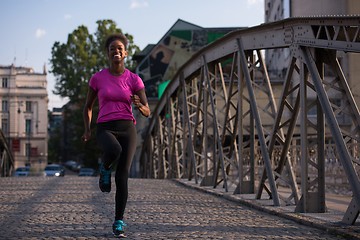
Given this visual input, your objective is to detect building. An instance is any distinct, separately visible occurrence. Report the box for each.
[48,107,62,137]
[135,19,242,103]
[0,64,48,171]
[265,0,360,75]
[264,0,360,129]
[265,0,360,81]
[132,19,244,177]
[47,107,63,164]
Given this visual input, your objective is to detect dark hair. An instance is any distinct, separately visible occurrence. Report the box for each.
[104,33,128,52]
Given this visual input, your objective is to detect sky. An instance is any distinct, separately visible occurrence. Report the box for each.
[0,0,264,110]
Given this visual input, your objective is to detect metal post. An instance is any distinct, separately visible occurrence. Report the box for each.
[316,51,326,212]
[299,62,309,212]
[301,46,360,211]
[181,72,198,184]
[203,56,228,192]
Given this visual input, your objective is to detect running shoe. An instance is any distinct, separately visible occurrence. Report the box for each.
[99,162,111,193]
[113,220,127,238]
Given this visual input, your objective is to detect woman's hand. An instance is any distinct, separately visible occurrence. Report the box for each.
[82,87,97,143]
[130,91,151,117]
[130,94,142,108]
[82,130,91,142]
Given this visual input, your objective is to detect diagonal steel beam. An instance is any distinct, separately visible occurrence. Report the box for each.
[238,38,280,206]
[202,56,228,192]
[180,72,198,183]
[256,57,300,203]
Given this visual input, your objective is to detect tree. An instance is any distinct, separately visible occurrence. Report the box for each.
[49,19,141,167]
[50,19,140,104]
[47,110,62,163]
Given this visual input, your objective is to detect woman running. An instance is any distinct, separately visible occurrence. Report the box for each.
[82,33,150,238]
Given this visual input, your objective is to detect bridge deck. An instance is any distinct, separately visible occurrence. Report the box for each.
[179,179,360,238]
[0,176,357,239]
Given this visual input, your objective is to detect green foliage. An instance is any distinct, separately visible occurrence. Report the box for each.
[62,103,101,168]
[50,19,140,104]
[49,19,141,167]
[48,125,62,162]
[50,25,95,104]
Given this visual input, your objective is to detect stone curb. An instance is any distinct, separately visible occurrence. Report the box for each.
[173,179,360,240]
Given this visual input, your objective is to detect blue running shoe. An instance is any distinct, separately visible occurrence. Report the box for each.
[99,162,111,193]
[113,220,127,238]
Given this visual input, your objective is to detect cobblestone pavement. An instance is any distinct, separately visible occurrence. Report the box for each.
[0,177,345,239]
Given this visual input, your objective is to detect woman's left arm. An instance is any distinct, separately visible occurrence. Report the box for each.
[130,88,151,117]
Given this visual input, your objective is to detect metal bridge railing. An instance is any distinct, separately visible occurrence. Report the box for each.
[139,16,360,225]
[0,129,14,177]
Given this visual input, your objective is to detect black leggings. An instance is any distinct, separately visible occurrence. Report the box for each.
[96,120,137,221]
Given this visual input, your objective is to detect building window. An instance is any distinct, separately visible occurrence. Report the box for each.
[26,119,32,134]
[26,143,31,157]
[2,100,8,112]
[2,78,8,88]
[25,101,32,113]
[1,118,8,134]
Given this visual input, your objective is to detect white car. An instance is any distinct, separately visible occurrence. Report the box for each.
[43,164,65,177]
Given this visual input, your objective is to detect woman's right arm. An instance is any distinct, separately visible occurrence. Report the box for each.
[82,87,97,142]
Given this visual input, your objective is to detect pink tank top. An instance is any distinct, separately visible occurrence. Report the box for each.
[89,68,145,124]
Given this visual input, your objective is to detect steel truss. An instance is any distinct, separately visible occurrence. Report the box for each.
[0,129,14,177]
[139,17,360,224]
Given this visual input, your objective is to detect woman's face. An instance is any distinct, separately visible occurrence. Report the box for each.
[108,40,127,62]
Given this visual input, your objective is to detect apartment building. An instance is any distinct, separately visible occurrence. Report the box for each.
[0,64,48,170]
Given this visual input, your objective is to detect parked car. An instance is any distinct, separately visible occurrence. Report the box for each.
[64,160,77,170]
[14,166,30,177]
[43,164,65,177]
[64,160,82,172]
[78,168,97,177]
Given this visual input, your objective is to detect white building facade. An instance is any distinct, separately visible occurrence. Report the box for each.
[0,64,48,170]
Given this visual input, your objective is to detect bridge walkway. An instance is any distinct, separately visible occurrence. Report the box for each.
[0,176,357,239]
[179,179,360,239]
